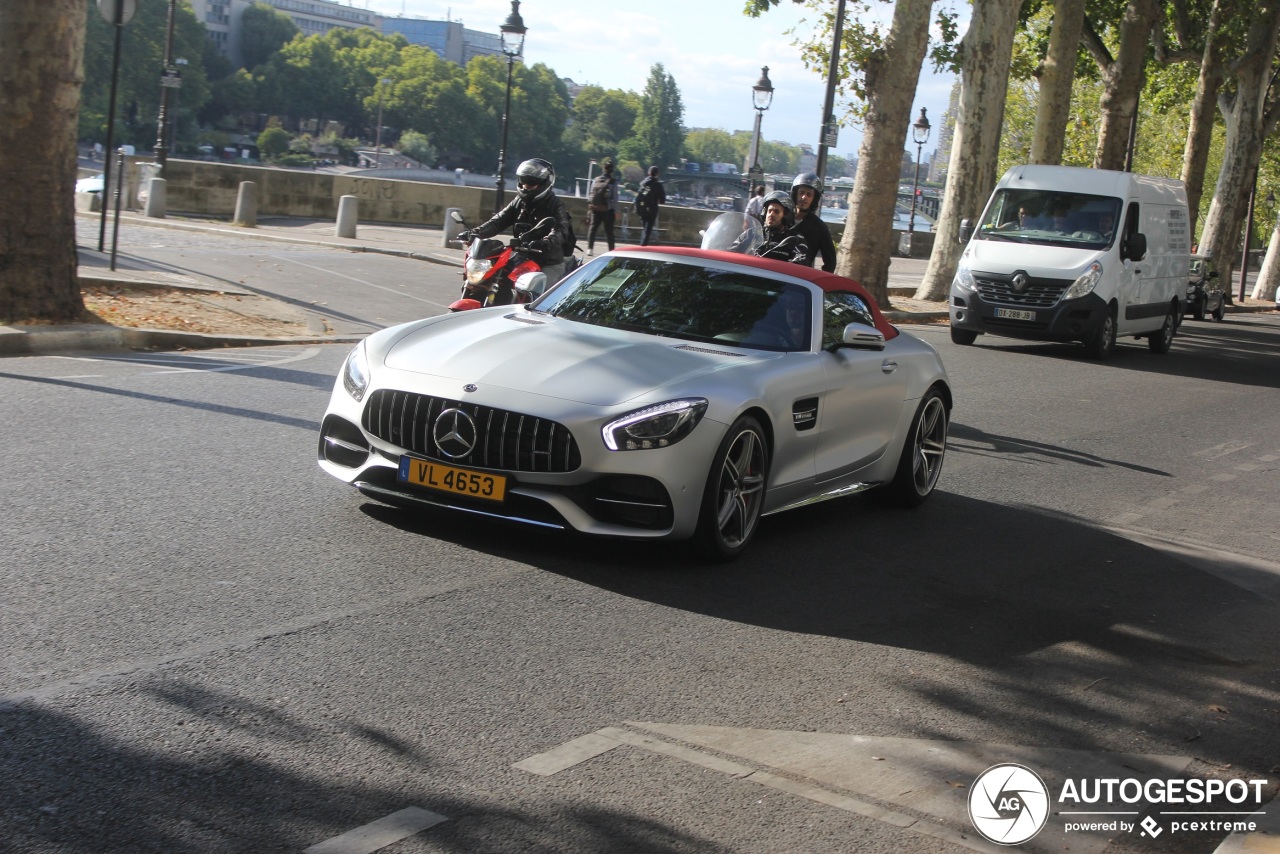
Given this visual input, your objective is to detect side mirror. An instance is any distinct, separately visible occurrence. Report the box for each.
[450,210,466,224]
[1125,232,1148,262]
[837,321,886,351]
[959,218,974,244]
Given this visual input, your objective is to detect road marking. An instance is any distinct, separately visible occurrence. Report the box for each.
[303,806,447,854]
[1211,473,1238,482]
[512,731,621,775]
[1195,440,1256,460]
[270,255,452,310]
[1234,463,1260,472]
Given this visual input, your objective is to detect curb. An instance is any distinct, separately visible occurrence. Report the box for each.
[0,323,363,357]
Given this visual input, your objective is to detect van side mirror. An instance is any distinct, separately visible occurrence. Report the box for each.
[1124,232,1147,262]
[959,218,974,244]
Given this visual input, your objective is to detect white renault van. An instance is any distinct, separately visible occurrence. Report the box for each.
[949,165,1191,358]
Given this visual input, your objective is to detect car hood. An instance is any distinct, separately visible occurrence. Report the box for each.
[382,310,773,406]
[966,240,1100,277]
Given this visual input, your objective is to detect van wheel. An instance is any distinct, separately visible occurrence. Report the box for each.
[1148,308,1175,354]
[1084,308,1116,359]
[950,327,978,346]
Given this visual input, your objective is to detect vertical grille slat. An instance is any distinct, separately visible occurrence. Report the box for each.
[363,389,581,473]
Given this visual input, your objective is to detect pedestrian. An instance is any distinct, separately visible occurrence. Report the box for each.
[744,185,766,220]
[635,165,667,246]
[586,157,618,255]
[789,173,837,272]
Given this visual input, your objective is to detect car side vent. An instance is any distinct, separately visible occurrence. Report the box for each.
[673,345,747,357]
[792,397,819,431]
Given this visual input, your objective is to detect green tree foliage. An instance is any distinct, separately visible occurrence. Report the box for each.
[257,124,290,159]
[626,64,685,171]
[239,3,299,72]
[397,130,437,165]
[565,86,641,160]
[80,0,210,147]
[684,128,744,167]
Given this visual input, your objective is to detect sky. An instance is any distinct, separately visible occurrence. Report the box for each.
[355,0,960,164]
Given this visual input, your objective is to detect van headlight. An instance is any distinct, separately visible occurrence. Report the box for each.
[342,342,370,401]
[953,260,977,293]
[1063,262,1104,300]
[603,399,708,451]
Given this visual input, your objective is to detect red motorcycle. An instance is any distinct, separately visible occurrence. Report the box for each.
[449,211,556,312]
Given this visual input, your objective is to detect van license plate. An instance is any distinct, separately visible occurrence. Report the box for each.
[995,307,1036,321]
[398,456,506,502]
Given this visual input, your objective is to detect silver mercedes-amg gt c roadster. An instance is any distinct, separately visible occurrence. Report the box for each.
[318,245,951,560]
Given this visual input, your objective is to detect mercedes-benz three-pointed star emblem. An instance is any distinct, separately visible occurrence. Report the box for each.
[432,408,477,458]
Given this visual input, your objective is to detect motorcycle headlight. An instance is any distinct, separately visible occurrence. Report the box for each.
[342,342,370,401]
[954,260,976,293]
[1063,262,1104,300]
[603,399,708,451]
[465,257,493,285]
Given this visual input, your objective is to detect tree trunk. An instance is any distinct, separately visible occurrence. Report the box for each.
[833,0,933,308]
[1030,0,1086,165]
[1092,0,1161,170]
[1180,0,1227,236]
[915,0,1021,302]
[1197,3,1280,285]
[1250,219,1280,302]
[0,0,88,324]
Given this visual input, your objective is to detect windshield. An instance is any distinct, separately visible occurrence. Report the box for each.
[531,256,811,352]
[973,189,1122,251]
[701,212,765,254]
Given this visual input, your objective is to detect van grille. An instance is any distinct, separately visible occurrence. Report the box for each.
[975,273,1073,308]
[362,389,581,473]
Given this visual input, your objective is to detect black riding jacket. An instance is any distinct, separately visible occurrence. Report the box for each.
[472,191,572,267]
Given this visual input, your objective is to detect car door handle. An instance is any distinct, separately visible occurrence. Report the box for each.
[881,359,898,373]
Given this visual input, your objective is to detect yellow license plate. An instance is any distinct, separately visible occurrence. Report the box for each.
[398,456,507,502]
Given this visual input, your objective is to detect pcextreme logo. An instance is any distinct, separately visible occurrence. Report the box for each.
[967,763,1270,845]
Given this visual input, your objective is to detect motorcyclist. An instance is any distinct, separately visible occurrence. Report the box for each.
[754,191,809,265]
[458,158,573,303]
[789,172,837,272]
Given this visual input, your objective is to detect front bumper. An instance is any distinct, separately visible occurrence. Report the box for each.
[949,287,1108,343]
[317,376,724,541]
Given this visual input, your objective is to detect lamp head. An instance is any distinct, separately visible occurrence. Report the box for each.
[912,107,931,145]
[752,66,774,111]
[500,0,527,57]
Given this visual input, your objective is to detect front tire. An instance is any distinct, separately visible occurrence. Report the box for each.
[950,326,978,346]
[887,389,948,507]
[1148,307,1175,353]
[1084,307,1116,359]
[1212,303,1225,321]
[695,416,769,561]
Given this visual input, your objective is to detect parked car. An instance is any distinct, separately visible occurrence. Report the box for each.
[1185,254,1226,321]
[318,246,953,560]
[75,174,104,195]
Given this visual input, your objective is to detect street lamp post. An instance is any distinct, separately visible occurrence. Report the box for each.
[493,0,527,213]
[170,57,187,154]
[373,77,391,168]
[905,107,931,256]
[746,66,774,206]
[152,0,178,174]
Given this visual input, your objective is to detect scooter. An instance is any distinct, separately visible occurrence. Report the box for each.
[448,211,554,312]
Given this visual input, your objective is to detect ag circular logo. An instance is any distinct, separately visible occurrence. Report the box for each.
[968,763,1050,845]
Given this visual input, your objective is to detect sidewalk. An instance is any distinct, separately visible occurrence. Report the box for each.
[2,211,1273,356]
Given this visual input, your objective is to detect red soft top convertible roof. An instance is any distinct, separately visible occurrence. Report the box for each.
[612,245,899,340]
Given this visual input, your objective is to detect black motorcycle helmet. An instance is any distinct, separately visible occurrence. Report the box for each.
[516,158,556,202]
[761,190,796,228]
[790,172,823,208]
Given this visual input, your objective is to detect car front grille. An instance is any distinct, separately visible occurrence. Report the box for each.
[975,273,1073,308]
[362,389,581,473]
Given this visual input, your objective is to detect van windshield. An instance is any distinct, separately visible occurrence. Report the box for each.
[974,190,1122,251]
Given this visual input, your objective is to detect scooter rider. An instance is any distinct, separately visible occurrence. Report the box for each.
[458,158,573,302]
[790,172,837,272]
[754,191,809,265]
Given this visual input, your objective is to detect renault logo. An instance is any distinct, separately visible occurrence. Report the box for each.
[432,408,477,458]
[1011,271,1030,293]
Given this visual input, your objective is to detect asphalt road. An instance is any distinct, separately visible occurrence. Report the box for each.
[4,231,1279,854]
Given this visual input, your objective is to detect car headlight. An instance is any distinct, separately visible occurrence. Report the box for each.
[465,257,493,285]
[602,399,708,451]
[1063,262,1104,300]
[954,260,976,293]
[342,342,370,401]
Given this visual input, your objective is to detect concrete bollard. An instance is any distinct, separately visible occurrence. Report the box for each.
[144,177,167,218]
[232,181,258,227]
[336,195,358,238]
[442,207,466,247]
